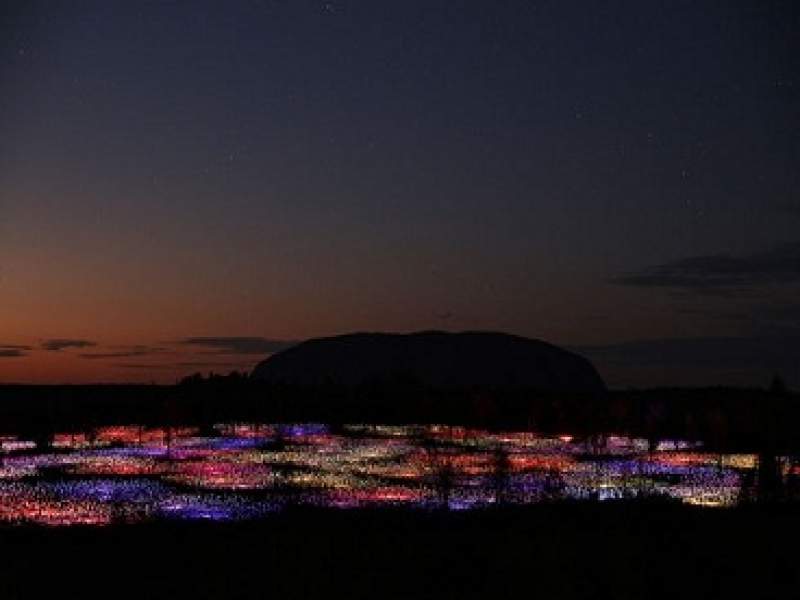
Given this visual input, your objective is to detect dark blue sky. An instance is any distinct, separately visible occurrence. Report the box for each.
[1,1,798,386]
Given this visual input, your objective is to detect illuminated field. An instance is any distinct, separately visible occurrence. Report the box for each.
[0,424,792,525]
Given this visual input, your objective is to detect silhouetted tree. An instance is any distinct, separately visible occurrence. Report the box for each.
[757,453,784,503]
[769,374,788,396]
[543,467,564,501]
[491,444,512,506]
[420,432,455,509]
[433,457,455,509]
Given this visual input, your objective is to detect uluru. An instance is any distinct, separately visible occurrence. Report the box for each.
[251,331,605,394]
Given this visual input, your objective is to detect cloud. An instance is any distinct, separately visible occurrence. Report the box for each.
[0,348,28,358]
[79,346,169,360]
[612,242,800,293]
[114,363,177,370]
[673,302,800,335]
[41,339,97,351]
[175,337,296,355]
[674,307,751,321]
[754,304,800,330]
[775,200,800,215]
[115,361,252,370]
[571,336,800,371]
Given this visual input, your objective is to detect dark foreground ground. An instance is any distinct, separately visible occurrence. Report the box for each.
[1,502,797,599]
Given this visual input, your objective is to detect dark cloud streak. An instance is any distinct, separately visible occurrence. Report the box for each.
[79,346,168,360]
[613,242,800,293]
[175,337,296,355]
[572,336,800,371]
[114,363,177,370]
[41,339,97,351]
[115,361,252,370]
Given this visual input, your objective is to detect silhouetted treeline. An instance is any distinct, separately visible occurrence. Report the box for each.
[0,377,799,452]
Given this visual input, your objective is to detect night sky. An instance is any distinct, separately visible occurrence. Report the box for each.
[2,1,798,387]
